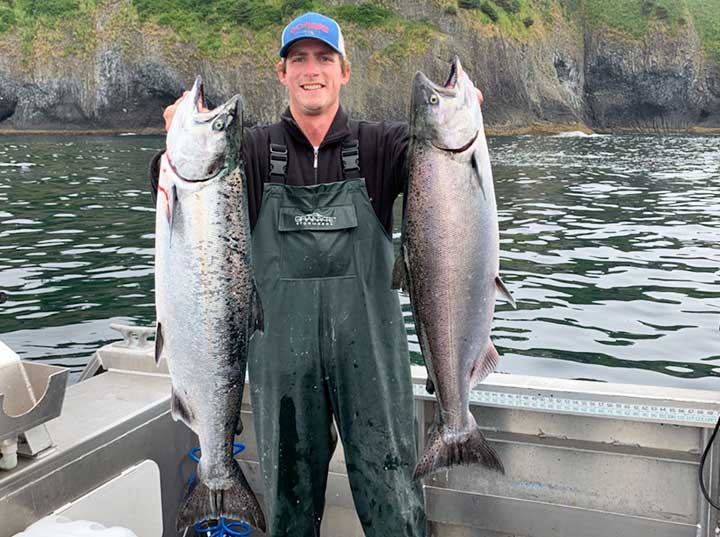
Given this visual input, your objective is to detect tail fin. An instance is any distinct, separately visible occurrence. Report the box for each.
[414,418,504,479]
[176,463,266,532]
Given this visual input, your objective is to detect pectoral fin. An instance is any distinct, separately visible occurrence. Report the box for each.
[169,185,178,239]
[157,181,177,227]
[495,276,516,309]
[471,151,487,201]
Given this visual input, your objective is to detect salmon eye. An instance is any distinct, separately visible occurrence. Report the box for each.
[212,117,226,131]
[429,94,439,105]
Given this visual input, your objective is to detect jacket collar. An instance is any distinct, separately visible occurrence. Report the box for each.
[280,106,352,148]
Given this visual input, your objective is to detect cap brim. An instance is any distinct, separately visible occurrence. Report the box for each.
[279,36,343,57]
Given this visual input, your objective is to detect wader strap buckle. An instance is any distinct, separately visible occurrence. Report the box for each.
[341,140,361,180]
[269,143,288,179]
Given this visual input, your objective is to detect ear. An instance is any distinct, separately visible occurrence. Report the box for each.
[276,60,288,87]
[340,61,351,87]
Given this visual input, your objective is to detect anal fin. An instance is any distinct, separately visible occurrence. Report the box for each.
[154,322,164,365]
[469,342,500,388]
[392,245,408,291]
[171,389,194,427]
[425,378,435,395]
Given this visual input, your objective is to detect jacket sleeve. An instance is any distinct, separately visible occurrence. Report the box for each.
[358,120,410,234]
[242,125,269,230]
[148,150,163,205]
[383,121,410,197]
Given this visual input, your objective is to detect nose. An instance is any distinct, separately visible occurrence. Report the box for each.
[301,57,320,77]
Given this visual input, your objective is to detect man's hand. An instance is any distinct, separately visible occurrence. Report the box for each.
[162,85,483,132]
[162,90,210,132]
[457,62,484,108]
[163,92,188,132]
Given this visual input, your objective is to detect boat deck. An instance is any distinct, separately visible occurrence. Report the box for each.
[2,330,720,537]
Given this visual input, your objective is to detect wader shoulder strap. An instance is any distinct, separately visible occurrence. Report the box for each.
[341,139,361,180]
[268,123,287,181]
[268,123,362,181]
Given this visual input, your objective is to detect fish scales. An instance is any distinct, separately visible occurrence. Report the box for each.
[397,57,515,480]
[154,76,265,532]
[406,144,497,415]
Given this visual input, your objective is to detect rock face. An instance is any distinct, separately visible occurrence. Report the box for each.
[0,39,184,130]
[0,3,718,132]
[584,25,719,130]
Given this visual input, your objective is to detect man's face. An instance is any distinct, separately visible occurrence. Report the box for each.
[278,39,351,117]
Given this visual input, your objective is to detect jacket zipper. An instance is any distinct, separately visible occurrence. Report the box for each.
[313,146,319,184]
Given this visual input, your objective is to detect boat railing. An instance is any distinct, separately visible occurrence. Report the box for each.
[1,326,719,537]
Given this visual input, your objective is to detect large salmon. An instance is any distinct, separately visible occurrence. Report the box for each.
[154,76,265,531]
[394,57,515,479]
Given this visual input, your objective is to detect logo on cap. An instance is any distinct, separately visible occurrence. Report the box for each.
[291,22,329,34]
[279,12,345,57]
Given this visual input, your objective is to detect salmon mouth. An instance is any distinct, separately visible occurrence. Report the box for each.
[431,130,478,153]
[196,81,206,111]
[190,75,207,114]
[444,59,458,90]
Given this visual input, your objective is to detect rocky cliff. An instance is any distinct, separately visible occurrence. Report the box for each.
[0,0,718,133]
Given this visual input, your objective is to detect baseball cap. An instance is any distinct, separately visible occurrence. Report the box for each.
[279,12,346,58]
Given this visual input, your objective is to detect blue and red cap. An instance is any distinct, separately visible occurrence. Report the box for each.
[279,12,346,58]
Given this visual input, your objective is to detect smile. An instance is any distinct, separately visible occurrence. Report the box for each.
[301,84,324,90]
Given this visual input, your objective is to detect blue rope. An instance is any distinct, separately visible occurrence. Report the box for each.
[193,518,251,537]
[188,442,251,536]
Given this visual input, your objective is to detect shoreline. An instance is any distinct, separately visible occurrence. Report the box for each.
[1,124,719,136]
[0,128,166,136]
[486,123,720,136]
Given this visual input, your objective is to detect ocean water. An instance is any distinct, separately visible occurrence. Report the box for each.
[0,132,719,388]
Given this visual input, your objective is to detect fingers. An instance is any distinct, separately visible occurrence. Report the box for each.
[476,88,484,107]
[162,90,212,131]
[163,91,190,132]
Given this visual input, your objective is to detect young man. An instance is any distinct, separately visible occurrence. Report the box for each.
[153,12,482,536]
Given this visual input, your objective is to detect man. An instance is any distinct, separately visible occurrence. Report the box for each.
[153,12,482,536]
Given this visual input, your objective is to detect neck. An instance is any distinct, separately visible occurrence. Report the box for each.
[290,101,339,147]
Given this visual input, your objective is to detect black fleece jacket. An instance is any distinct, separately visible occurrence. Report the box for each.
[150,106,409,233]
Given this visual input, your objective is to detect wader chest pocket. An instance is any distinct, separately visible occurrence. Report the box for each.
[278,205,358,279]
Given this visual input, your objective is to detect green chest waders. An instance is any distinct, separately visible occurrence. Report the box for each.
[248,142,426,537]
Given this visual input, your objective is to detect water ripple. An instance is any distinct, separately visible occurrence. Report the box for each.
[0,133,719,388]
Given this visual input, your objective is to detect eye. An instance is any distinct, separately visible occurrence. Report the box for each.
[212,117,226,131]
[429,94,439,105]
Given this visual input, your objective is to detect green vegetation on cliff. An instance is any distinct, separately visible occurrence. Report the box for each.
[0,0,718,62]
[561,0,720,59]
[130,0,428,59]
[686,0,720,61]
[0,0,436,62]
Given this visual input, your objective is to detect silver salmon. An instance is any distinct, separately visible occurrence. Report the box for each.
[394,57,515,479]
[154,76,265,531]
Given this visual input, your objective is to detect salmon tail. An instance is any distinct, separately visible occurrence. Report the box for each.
[176,463,266,532]
[414,419,504,479]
